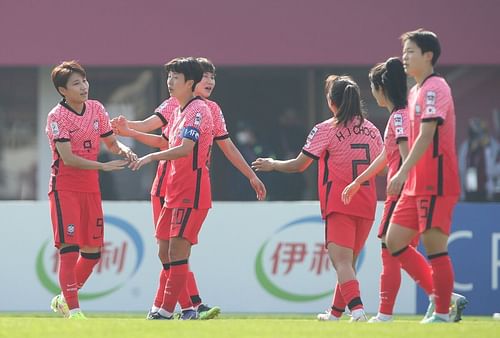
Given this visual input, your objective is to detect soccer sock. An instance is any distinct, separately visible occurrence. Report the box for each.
[392,245,433,295]
[429,253,454,315]
[154,263,170,308]
[379,244,401,316]
[330,283,346,318]
[161,260,189,313]
[340,279,363,312]
[58,246,80,310]
[75,252,101,289]
[187,271,202,307]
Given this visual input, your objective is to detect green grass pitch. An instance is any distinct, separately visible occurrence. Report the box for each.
[0,313,498,338]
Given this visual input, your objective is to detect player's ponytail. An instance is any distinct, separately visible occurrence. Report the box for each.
[369,57,407,111]
[326,75,366,127]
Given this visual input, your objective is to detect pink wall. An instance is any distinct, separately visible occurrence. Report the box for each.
[1,0,498,66]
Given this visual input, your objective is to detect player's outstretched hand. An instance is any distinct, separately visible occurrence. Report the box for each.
[129,154,153,171]
[250,176,267,201]
[342,181,360,205]
[111,115,132,136]
[251,158,274,172]
[120,147,138,162]
[101,159,129,172]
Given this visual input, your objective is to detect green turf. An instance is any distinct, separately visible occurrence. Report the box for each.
[0,314,498,338]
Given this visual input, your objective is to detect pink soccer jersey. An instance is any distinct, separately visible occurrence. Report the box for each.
[205,99,229,140]
[45,100,113,193]
[151,97,178,197]
[405,75,460,196]
[163,97,214,209]
[384,108,409,200]
[302,117,383,219]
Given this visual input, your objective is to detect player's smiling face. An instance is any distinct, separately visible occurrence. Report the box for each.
[59,73,89,104]
[195,72,215,98]
[167,71,192,99]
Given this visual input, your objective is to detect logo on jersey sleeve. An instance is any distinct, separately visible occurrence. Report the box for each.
[396,127,404,136]
[426,91,436,105]
[393,113,403,126]
[182,126,200,142]
[51,122,60,136]
[194,112,202,127]
[304,127,318,149]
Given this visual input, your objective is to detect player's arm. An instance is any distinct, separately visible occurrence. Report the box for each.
[342,148,387,204]
[216,138,267,200]
[129,138,194,171]
[112,115,167,149]
[127,115,164,133]
[252,152,313,173]
[55,141,127,171]
[101,133,138,162]
[387,120,438,196]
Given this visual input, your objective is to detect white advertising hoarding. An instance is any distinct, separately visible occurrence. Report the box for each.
[0,201,416,314]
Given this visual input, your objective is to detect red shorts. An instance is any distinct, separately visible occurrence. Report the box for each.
[49,191,104,248]
[391,194,459,235]
[151,195,165,228]
[378,198,398,238]
[156,207,209,245]
[325,212,373,254]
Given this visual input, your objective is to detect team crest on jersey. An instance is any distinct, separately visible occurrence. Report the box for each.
[67,224,75,236]
[194,112,202,126]
[305,127,318,148]
[426,91,436,105]
[426,106,436,115]
[51,122,60,136]
[93,119,99,130]
[396,126,404,136]
[393,113,403,126]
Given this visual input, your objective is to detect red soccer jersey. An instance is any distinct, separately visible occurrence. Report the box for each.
[302,117,383,219]
[46,100,113,193]
[404,75,460,196]
[384,108,409,200]
[164,97,214,209]
[151,97,178,197]
[205,99,229,140]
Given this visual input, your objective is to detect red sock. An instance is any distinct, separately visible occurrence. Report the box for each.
[393,246,433,295]
[59,247,79,310]
[187,271,202,307]
[330,283,346,317]
[161,260,189,313]
[379,246,401,315]
[429,253,454,314]
[340,279,363,311]
[154,264,170,308]
[75,252,100,289]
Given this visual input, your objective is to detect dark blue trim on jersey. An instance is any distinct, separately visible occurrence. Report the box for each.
[214,134,230,141]
[101,130,113,137]
[54,191,65,244]
[302,149,319,160]
[55,138,70,143]
[194,169,202,208]
[60,100,86,116]
[180,96,203,112]
[182,126,200,142]
[396,136,408,144]
[162,134,168,141]
[422,117,444,125]
[155,112,168,126]
[155,161,168,197]
[420,73,439,87]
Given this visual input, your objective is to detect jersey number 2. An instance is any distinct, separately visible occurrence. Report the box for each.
[351,143,371,186]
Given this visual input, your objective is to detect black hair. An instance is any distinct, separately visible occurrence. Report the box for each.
[369,57,407,110]
[164,57,203,91]
[325,75,366,127]
[401,29,441,65]
[51,60,86,97]
[197,57,216,74]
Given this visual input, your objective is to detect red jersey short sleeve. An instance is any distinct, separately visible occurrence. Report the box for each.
[165,97,214,209]
[205,99,229,140]
[302,117,383,219]
[151,97,179,197]
[405,76,460,196]
[45,100,111,193]
[384,108,409,199]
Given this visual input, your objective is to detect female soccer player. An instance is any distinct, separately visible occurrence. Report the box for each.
[342,57,413,322]
[252,75,383,322]
[46,61,136,319]
[112,57,266,320]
